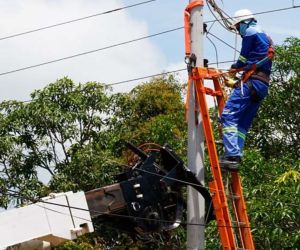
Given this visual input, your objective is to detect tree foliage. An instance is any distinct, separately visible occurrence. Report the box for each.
[0,78,123,205]
[249,37,300,158]
[206,37,300,249]
[0,75,188,249]
[1,38,300,249]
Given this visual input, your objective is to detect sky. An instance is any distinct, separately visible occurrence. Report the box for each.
[0,0,299,102]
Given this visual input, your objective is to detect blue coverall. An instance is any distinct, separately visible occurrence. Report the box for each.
[221,21,272,158]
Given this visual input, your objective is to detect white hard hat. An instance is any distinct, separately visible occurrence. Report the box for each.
[232,9,255,26]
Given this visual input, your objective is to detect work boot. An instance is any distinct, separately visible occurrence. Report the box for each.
[219,156,242,172]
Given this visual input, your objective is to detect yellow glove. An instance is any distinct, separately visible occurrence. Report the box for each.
[224,76,237,88]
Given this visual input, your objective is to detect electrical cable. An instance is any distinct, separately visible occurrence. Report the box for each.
[106,68,186,86]
[205,5,300,24]
[0,0,156,41]
[3,190,240,229]
[0,5,298,78]
[108,58,234,86]
[205,35,219,68]
[207,20,217,34]
[17,59,235,103]
[0,27,183,77]
[6,190,293,231]
[206,0,233,32]
[121,167,300,209]
[0,4,297,43]
[206,31,239,52]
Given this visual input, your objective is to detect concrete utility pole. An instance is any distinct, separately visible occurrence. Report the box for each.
[186,0,205,249]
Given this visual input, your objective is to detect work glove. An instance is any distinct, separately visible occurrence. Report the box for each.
[223,74,239,88]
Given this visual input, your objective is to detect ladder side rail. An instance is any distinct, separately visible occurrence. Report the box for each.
[208,181,234,249]
[212,77,226,116]
[212,77,226,141]
[193,71,237,249]
[231,173,255,250]
[228,183,246,250]
[213,75,255,249]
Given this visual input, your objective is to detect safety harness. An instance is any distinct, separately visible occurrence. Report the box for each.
[236,35,275,84]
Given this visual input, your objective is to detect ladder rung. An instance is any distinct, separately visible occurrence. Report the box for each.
[232,220,247,227]
[214,202,228,210]
[227,194,240,200]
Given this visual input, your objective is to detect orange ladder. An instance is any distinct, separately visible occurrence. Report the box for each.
[189,67,255,250]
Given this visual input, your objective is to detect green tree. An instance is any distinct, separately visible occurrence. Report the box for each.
[249,37,300,159]
[239,37,300,249]
[0,75,189,249]
[0,77,120,206]
[241,150,300,250]
[108,75,187,158]
[205,37,300,249]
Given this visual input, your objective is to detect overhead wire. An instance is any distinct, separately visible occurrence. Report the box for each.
[17,59,235,103]
[133,167,300,208]
[3,190,239,229]
[206,31,239,53]
[0,27,183,77]
[205,33,220,68]
[0,0,157,41]
[107,59,234,86]
[0,3,297,43]
[4,160,299,211]
[5,189,297,231]
[204,21,224,69]
[206,0,235,32]
[0,5,298,77]
[204,5,300,24]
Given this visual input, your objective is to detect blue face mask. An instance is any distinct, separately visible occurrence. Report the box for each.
[239,20,257,37]
[239,22,248,36]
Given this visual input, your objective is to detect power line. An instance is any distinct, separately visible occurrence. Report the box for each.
[18,59,235,103]
[0,5,298,77]
[0,4,297,45]
[3,190,239,229]
[205,35,220,68]
[106,68,185,86]
[206,31,239,53]
[5,190,284,231]
[133,167,300,208]
[0,0,156,41]
[5,159,300,211]
[5,188,299,232]
[205,5,300,24]
[97,59,234,86]
[0,27,183,77]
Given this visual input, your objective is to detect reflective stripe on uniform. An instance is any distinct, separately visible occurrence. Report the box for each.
[238,55,247,63]
[223,127,246,140]
[237,131,246,140]
[222,126,238,134]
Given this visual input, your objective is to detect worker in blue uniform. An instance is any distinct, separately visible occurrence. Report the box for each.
[220,9,273,171]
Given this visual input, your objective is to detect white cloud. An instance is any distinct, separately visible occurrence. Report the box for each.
[0,0,166,100]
